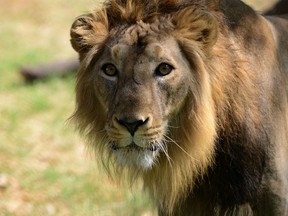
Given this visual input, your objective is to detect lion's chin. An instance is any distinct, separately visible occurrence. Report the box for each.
[112,143,160,170]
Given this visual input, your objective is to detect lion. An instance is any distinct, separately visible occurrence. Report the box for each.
[70,0,288,215]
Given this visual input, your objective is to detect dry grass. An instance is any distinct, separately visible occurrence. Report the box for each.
[245,0,277,11]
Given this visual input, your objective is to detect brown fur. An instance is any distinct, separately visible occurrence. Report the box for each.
[70,0,288,215]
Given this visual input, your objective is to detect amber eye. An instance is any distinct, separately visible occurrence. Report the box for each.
[102,64,118,77]
[156,63,174,76]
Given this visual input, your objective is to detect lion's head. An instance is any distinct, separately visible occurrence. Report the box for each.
[70,0,260,213]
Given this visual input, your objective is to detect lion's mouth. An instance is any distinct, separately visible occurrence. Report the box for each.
[110,141,161,169]
[111,142,160,152]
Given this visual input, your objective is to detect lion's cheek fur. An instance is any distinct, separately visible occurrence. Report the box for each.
[142,66,217,213]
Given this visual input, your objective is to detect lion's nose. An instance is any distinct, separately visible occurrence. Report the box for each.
[116,117,149,136]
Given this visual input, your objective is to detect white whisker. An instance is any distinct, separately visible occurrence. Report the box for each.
[166,124,180,129]
[163,134,199,162]
[158,141,173,168]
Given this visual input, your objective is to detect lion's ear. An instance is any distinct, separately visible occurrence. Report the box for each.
[172,7,218,50]
[70,12,109,59]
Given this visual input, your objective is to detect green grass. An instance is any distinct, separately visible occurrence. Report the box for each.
[0,0,153,215]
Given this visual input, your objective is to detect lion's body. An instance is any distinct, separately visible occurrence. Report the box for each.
[70,0,288,215]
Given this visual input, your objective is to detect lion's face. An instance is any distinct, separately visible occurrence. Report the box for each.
[93,26,191,169]
[71,2,219,175]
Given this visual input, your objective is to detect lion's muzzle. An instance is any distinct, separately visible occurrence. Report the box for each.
[116,117,149,136]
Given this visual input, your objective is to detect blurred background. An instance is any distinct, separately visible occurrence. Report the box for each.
[0,0,279,215]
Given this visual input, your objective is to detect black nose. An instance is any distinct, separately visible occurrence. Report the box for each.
[116,117,148,136]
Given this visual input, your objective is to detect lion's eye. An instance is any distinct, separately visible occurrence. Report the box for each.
[156,63,174,76]
[102,64,118,77]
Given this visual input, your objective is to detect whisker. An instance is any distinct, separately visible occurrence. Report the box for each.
[158,141,173,168]
[166,124,180,129]
[163,134,199,162]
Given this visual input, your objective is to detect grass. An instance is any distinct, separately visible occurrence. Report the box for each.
[0,0,153,215]
[0,0,278,215]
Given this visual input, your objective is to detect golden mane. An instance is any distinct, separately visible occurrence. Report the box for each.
[70,0,284,215]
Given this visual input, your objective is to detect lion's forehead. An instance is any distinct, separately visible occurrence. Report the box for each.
[107,20,177,63]
[111,42,165,63]
[114,19,173,45]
